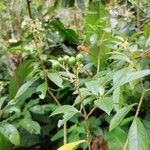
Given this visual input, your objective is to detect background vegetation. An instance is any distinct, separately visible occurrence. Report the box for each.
[0,0,150,150]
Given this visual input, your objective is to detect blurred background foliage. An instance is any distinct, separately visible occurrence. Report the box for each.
[0,0,150,150]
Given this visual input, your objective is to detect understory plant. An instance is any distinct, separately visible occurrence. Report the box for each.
[0,0,150,150]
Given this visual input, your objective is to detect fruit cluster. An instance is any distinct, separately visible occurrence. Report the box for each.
[51,54,84,69]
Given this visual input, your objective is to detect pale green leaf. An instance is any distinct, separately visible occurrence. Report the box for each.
[113,69,150,87]
[37,82,47,99]
[50,105,79,116]
[109,104,135,131]
[128,117,149,150]
[19,119,41,135]
[94,97,114,115]
[0,123,20,145]
[85,80,99,95]
[113,87,121,111]
[47,72,63,88]
[58,112,77,128]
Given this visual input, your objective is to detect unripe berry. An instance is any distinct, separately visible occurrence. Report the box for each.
[58,57,63,63]
[63,55,70,63]
[68,57,76,65]
[52,61,60,69]
[76,54,84,62]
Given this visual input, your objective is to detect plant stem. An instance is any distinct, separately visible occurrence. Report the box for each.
[26,0,67,145]
[135,90,145,117]
[136,0,141,32]
[64,122,67,144]
[74,69,91,150]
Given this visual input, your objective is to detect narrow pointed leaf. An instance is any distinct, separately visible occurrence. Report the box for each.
[109,104,135,131]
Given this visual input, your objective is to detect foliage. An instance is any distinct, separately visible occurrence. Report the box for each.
[0,0,150,150]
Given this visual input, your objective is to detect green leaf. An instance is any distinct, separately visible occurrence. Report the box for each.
[0,134,11,150]
[109,53,133,64]
[15,77,37,99]
[58,112,77,128]
[0,2,6,11]
[144,23,150,38]
[15,87,36,106]
[0,123,20,145]
[85,80,99,95]
[94,97,114,115]
[50,105,79,117]
[50,105,79,128]
[109,104,135,131]
[128,117,149,150]
[51,129,64,142]
[37,82,47,99]
[50,19,78,44]
[85,1,111,68]
[9,60,33,99]
[19,119,41,135]
[113,69,150,88]
[62,0,75,8]
[47,72,63,88]
[105,127,127,150]
[113,87,123,111]
[0,97,6,110]
[30,104,57,115]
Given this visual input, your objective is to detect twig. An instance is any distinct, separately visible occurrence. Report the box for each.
[86,106,96,119]
[26,0,32,18]
[64,122,67,144]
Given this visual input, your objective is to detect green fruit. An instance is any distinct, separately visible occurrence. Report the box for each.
[63,55,70,62]
[52,61,60,69]
[58,57,63,63]
[68,57,76,65]
[76,54,83,62]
